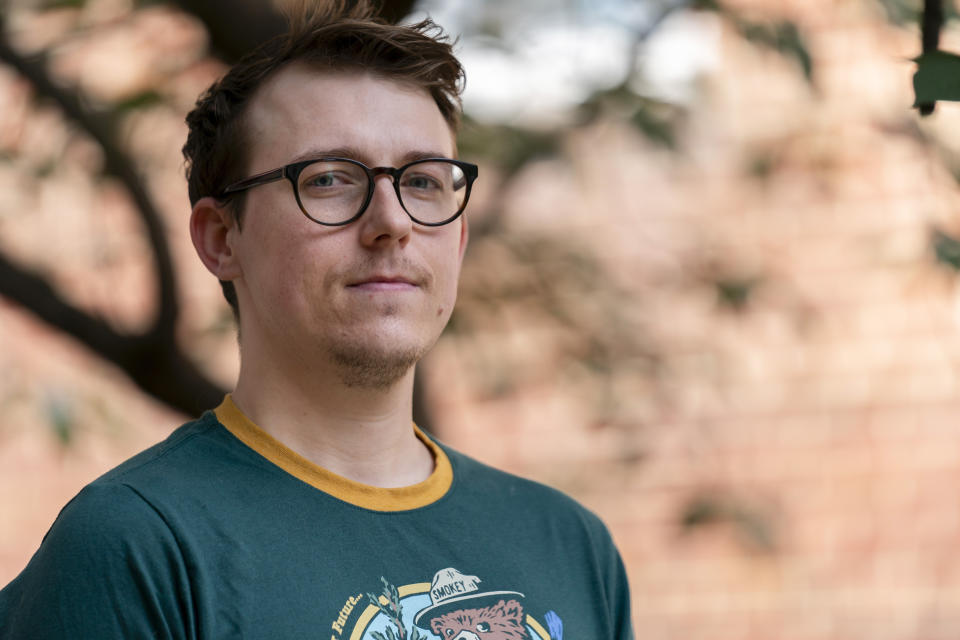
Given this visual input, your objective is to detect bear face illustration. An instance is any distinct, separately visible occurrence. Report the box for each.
[429,598,529,640]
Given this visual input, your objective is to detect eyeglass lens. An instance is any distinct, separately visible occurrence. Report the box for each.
[296,160,467,224]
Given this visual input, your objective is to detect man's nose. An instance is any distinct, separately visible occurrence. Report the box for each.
[357,174,413,247]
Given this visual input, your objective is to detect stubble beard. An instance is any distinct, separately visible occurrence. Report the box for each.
[329,342,424,389]
[327,310,431,389]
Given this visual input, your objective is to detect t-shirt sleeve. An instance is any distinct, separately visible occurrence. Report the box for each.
[0,482,194,640]
[607,541,635,640]
[584,509,635,640]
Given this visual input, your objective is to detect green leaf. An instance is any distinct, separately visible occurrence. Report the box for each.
[746,151,777,180]
[737,20,813,81]
[876,0,959,25]
[736,508,776,552]
[33,160,58,178]
[913,50,960,105]
[578,85,683,149]
[874,0,921,25]
[40,0,86,8]
[681,495,725,529]
[932,227,960,270]
[114,90,164,112]
[715,276,760,311]
[630,106,677,148]
[690,0,721,10]
[457,119,560,175]
[44,392,74,447]
[680,493,778,552]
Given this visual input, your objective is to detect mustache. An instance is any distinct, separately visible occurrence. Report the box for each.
[338,255,433,287]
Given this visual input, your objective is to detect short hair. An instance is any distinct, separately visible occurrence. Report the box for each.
[182,0,465,318]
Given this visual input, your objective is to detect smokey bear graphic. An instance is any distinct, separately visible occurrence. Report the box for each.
[414,568,530,640]
[429,598,528,639]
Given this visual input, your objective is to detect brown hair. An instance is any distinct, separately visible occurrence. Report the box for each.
[182,0,465,316]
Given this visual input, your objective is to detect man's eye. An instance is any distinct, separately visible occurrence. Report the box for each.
[476,622,491,632]
[306,172,338,187]
[445,629,454,637]
[404,174,441,190]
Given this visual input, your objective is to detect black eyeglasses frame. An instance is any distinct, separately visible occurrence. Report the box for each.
[219,156,478,227]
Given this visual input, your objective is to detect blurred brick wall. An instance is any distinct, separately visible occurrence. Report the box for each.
[429,3,960,639]
[5,3,960,640]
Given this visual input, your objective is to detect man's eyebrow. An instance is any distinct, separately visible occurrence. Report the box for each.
[397,150,455,164]
[287,147,360,164]
[287,147,455,166]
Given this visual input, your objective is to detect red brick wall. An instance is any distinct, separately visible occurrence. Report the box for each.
[429,5,960,638]
[4,3,960,639]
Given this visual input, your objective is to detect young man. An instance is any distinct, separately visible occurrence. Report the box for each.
[0,4,633,638]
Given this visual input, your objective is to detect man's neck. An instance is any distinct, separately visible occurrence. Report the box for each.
[231,358,434,489]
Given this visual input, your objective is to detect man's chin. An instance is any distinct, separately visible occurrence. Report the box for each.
[327,341,425,390]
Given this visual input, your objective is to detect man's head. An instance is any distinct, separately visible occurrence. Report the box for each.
[183,0,465,316]
[185,2,471,389]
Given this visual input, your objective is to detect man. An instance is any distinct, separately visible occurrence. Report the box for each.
[0,3,633,638]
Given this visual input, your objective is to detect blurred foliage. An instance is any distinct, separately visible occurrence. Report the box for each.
[913,50,960,105]
[695,1,813,82]
[736,20,812,82]
[932,227,960,271]
[714,276,761,312]
[449,230,662,408]
[875,0,958,26]
[40,0,87,8]
[458,118,561,176]
[894,0,960,111]
[680,491,778,553]
[876,0,922,24]
[746,150,777,180]
[0,0,816,439]
[579,84,685,149]
[114,90,165,112]
[43,390,75,448]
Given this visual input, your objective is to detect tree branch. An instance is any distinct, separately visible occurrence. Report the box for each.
[920,0,944,114]
[0,252,224,415]
[0,37,179,339]
[0,0,422,420]
[170,0,419,65]
[170,0,287,62]
[0,252,133,360]
[0,28,225,416]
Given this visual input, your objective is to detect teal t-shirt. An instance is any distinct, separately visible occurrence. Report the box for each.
[0,397,633,639]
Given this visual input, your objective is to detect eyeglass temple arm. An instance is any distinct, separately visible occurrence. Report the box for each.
[221,167,285,196]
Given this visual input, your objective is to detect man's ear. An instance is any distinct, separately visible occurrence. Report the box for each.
[190,197,242,281]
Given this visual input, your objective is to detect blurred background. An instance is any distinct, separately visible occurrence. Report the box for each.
[2,0,960,637]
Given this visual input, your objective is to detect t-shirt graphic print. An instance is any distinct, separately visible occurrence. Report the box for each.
[332,567,564,640]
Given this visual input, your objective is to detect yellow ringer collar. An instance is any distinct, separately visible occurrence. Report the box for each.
[214,394,452,512]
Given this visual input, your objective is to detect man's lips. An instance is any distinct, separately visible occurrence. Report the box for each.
[346,275,420,291]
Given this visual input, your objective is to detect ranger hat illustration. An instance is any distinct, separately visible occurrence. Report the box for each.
[413,568,525,628]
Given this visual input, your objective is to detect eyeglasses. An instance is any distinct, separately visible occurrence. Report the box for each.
[220,157,478,227]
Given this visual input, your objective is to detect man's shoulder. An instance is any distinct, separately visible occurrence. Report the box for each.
[95,410,224,484]
[1,476,194,638]
[0,411,238,633]
[47,409,255,532]
[30,411,230,547]
[440,443,611,534]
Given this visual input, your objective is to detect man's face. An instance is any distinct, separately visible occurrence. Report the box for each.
[227,65,467,387]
